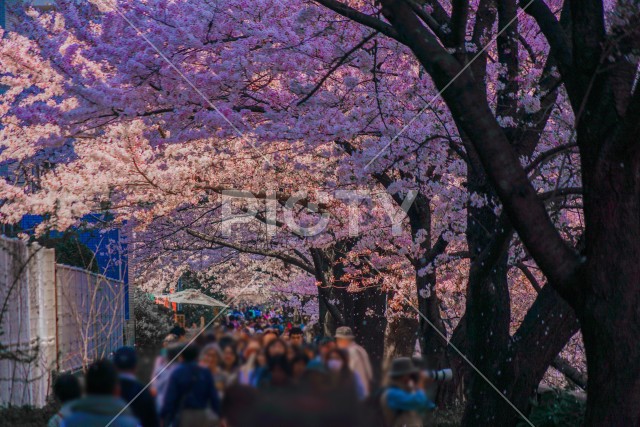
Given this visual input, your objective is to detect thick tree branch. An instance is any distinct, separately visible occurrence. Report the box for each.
[569,0,605,74]
[515,262,542,293]
[538,187,583,201]
[518,0,573,79]
[552,356,587,390]
[450,0,470,49]
[496,0,520,134]
[405,0,448,43]
[511,284,580,387]
[313,0,402,41]
[471,0,498,94]
[379,0,583,306]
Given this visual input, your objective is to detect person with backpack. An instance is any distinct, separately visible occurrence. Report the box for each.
[160,344,220,427]
[113,346,159,427]
[378,357,436,427]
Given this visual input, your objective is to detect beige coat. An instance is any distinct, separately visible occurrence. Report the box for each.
[346,343,373,396]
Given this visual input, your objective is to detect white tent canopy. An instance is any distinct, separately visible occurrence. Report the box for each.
[156,289,228,307]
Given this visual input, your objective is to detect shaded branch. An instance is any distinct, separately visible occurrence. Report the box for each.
[313,0,402,41]
[185,228,315,275]
[298,32,377,106]
[552,355,587,390]
[515,261,542,293]
[518,0,573,78]
[525,142,578,174]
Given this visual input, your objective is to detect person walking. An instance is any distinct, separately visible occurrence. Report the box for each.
[313,337,336,364]
[288,327,305,348]
[152,343,182,413]
[113,346,159,427]
[236,339,265,387]
[324,348,366,400]
[200,343,226,397]
[334,326,373,397]
[61,359,139,427]
[379,357,436,427]
[219,342,240,388]
[47,374,82,427]
[152,334,178,379]
[161,344,220,427]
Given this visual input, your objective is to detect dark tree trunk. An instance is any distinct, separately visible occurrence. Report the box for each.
[417,270,449,369]
[348,286,388,380]
[318,289,328,335]
[462,265,512,426]
[565,16,640,415]
[383,316,420,371]
[312,245,348,336]
[461,167,513,425]
[439,317,469,406]
[311,240,388,374]
[462,284,580,426]
[324,2,640,425]
[403,191,451,369]
[580,135,640,425]
[317,285,339,337]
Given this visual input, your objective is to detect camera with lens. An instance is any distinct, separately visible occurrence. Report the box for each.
[423,368,453,382]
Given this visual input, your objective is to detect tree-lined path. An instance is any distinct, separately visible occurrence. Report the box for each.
[1,0,639,425]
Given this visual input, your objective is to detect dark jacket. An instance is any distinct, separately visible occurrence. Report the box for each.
[120,374,159,427]
[160,362,221,425]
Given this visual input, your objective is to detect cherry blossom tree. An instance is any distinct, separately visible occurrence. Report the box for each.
[1,0,629,424]
[313,1,637,425]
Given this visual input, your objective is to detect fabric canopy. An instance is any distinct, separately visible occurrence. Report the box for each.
[156,289,228,307]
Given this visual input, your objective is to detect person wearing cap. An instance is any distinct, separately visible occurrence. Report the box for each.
[380,357,436,427]
[334,326,373,397]
[113,346,159,427]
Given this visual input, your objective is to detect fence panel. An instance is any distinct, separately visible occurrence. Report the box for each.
[0,236,125,408]
[56,265,125,373]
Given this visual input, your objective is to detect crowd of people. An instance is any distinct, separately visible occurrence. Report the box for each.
[47,311,437,427]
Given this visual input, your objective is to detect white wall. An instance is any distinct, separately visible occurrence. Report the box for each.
[0,238,55,408]
[0,236,126,408]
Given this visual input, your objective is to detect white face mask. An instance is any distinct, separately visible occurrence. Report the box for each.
[327,359,343,372]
